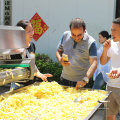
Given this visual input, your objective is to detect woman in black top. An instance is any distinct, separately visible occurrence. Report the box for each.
[11,20,52,90]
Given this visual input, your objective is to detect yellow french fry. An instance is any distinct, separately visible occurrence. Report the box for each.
[15,83,20,87]
[10,88,13,92]
[3,79,6,85]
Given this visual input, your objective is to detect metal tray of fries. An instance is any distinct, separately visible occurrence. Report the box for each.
[84,89,111,120]
[63,86,111,120]
[0,82,111,120]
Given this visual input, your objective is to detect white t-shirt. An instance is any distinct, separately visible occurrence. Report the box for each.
[107,40,120,88]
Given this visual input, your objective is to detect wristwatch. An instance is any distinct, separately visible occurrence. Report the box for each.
[82,77,89,83]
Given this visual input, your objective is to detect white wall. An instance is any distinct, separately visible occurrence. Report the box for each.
[0,0,4,25]
[11,0,116,61]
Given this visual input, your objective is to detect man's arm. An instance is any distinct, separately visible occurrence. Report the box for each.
[76,57,97,90]
[86,57,97,79]
[100,40,111,65]
[100,50,110,65]
[56,49,70,66]
[56,49,63,64]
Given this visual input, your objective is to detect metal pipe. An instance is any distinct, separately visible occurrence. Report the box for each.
[0,67,30,86]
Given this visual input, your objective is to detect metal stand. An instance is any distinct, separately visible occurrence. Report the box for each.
[103,102,108,120]
[100,100,109,120]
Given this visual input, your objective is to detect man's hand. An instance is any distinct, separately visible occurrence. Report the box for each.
[108,68,120,79]
[56,50,70,66]
[60,57,70,66]
[103,39,111,51]
[100,40,111,65]
[76,80,87,90]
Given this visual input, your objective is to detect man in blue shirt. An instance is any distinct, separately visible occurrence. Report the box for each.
[56,18,97,89]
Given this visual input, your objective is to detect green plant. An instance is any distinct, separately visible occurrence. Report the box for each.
[101,84,106,90]
[87,77,94,88]
[35,53,62,83]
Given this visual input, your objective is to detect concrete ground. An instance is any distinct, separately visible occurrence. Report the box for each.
[90,107,120,120]
[0,85,120,120]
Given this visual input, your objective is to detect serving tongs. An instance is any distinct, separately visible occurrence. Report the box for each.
[74,97,109,103]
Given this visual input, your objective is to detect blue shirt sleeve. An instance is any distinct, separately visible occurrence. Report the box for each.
[89,41,97,57]
[57,34,64,51]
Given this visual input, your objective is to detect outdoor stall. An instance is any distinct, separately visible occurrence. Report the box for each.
[0,25,111,120]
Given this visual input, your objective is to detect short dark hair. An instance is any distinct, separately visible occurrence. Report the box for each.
[99,31,111,39]
[112,17,120,25]
[69,18,86,31]
[16,20,30,29]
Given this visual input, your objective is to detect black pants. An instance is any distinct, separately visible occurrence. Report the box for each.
[60,77,77,87]
[60,77,89,88]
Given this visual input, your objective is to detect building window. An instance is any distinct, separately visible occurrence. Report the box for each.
[4,0,11,25]
[116,0,120,18]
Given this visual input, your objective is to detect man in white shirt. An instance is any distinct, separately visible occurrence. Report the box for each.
[100,17,120,120]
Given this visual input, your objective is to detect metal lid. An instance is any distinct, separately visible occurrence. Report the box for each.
[0,25,26,50]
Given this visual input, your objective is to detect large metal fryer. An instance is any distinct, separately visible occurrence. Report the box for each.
[0,82,111,120]
[0,25,36,86]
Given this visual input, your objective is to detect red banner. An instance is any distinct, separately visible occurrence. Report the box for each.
[30,13,49,41]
